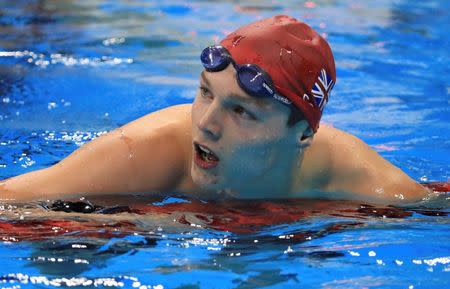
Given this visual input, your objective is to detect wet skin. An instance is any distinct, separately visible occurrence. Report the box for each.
[0,65,429,204]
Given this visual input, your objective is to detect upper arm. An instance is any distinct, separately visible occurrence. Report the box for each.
[1,104,192,201]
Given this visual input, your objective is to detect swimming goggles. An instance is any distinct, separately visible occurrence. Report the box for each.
[200,45,292,106]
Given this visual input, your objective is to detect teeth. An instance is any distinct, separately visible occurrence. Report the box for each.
[196,143,219,162]
[198,145,212,154]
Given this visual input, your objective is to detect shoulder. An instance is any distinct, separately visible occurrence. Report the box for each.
[108,103,192,157]
[304,124,428,203]
[313,125,379,183]
[113,103,194,192]
[124,103,192,131]
[300,125,362,190]
[117,104,193,150]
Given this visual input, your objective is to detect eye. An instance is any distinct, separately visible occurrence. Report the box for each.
[232,105,256,120]
[199,86,212,99]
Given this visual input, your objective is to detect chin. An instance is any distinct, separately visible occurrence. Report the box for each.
[190,163,223,191]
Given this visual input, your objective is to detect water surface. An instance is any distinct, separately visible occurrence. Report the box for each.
[0,1,449,288]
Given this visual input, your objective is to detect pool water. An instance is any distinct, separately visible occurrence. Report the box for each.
[0,0,449,288]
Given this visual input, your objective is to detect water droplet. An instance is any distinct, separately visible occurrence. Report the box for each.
[375,187,384,195]
[232,35,245,47]
[394,193,405,200]
[279,47,293,57]
[47,102,57,110]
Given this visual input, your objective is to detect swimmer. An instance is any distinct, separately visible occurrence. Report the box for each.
[0,15,429,204]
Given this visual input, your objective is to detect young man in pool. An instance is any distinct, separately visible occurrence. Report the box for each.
[0,15,429,204]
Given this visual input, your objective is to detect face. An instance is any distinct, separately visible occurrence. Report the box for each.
[191,64,299,193]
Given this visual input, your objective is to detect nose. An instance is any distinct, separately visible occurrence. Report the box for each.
[197,103,222,141]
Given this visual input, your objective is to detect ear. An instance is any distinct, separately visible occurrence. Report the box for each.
[299,126,314,148]
[290,119,314,149]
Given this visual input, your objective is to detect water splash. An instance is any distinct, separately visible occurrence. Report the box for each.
[0,274,164,289]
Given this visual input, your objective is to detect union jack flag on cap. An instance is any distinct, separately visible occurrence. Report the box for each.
[312,69,334,111]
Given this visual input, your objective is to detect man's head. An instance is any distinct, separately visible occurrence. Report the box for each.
[190,15,335,193]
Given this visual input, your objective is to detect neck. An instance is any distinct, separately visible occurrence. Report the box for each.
[225,147,306,199]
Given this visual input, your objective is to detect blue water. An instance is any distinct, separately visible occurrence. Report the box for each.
[0,0,449,288]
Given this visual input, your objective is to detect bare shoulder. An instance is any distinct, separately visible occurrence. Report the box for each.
[116,103,193,159]
[114,103,193,190]
[123,103,192,133]
[308,124,428,203]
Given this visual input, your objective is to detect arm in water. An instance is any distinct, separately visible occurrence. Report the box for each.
[0,104,192,202]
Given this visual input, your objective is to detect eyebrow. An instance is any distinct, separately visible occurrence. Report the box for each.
[200,71,270,110]
[200,70,211,87]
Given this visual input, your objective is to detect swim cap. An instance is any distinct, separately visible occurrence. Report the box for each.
[220,15,336,132]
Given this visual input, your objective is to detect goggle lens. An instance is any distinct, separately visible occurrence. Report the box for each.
[200,46,231,72]
[237,64,273,99]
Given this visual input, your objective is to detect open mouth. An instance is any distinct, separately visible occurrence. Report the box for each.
[194,142,220,168]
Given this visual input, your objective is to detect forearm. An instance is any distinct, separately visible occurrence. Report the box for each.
[0,136,131,202]
[0,167,65,202]
[1,157,137,202]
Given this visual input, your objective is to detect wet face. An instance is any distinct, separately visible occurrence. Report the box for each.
[191,64,298,192]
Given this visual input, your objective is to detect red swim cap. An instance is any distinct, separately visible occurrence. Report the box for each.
[220,15,336,132]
